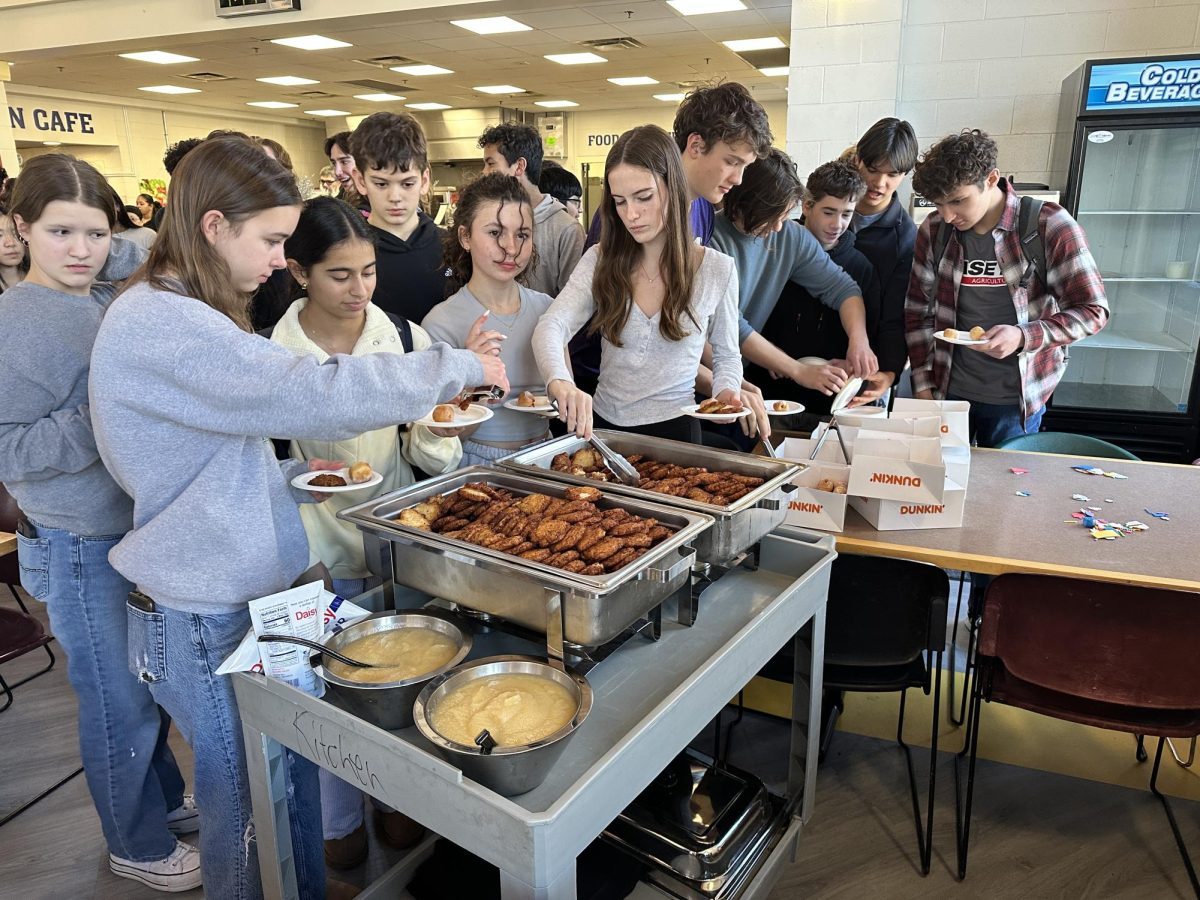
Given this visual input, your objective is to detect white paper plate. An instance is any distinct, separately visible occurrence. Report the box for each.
[290,467,384,493]
[412,403,495,429]
[503,393,555,414]
[797,356,828,367]
[765,400,805,416]
[681,403,754,424]
[935,331,988,346]
[829,376,865,414]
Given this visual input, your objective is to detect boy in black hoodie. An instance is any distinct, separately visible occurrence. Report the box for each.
[756,161,883,417]
[350,112,452,323]
[846,117,919,405]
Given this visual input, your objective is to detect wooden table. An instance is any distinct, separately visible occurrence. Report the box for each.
[0,531,15,558]
[836,448,1200,591]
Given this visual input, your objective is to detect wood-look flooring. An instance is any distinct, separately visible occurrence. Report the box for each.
[2,586,1197,899]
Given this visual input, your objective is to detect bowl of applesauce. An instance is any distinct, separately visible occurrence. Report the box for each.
[314,610,472,730]
[413,655,593,796]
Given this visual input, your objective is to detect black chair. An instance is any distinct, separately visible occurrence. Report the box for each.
[761,554,949,875]
[0,485,56,711]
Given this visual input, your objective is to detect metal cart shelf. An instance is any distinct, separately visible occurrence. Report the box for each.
[233,528,834,900]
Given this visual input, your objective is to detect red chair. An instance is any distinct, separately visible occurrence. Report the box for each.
[0,484,56,712]
[955,574,1200,895]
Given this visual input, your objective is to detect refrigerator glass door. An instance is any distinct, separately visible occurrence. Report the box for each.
[1057,123,1200,414]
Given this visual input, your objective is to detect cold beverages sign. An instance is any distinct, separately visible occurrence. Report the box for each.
[1086,58,1200,112]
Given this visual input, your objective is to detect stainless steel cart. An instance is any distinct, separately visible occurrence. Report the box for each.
[233,527,834,900]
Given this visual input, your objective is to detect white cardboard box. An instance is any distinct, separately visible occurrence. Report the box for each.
[943,445,971,488]
[846,432,946,503]
[781,462,852,532]
[777,435,850,465]
[849,478,966,530]
[891,398,971,449]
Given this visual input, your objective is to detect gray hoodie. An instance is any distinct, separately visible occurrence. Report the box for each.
[0,238,145,535]
[89,282,483,613]
[524,194,585,298]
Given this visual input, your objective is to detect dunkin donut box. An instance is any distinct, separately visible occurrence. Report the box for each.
[779,459,852,532]
[848,477,967,530]
[845,432,947,504]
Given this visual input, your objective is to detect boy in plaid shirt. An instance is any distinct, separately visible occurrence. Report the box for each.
[904,130,1108,447]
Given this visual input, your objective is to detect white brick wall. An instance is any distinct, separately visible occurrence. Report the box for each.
[787,0,1200,194]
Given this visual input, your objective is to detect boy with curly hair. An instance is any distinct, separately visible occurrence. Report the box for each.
[905,129,1108,447]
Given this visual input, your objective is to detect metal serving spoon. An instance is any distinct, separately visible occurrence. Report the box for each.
[256,633,379,668]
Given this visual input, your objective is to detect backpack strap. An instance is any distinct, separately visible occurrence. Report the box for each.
[932,218,952,276]
[385,311,415,353]
[1017,195,1047,289]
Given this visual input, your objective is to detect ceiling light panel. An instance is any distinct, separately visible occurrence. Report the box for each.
[608,76,658,86]
[535,100,579,108]
[390,64,453,76]
[474,84,525,94]
[138,84,200,94]
[119,51,199,64]
[722,37,786,52]
[407,102,452,110]
[653,93,686,102]
[270,35,352,51]
[451,16,531,35]
[544,52,607,65]
[247,101,299,108]
[355,93,405,102]
[668,0,746,13]
[257,75,319,86]
[304,109,349,116]
[759,66,788,77]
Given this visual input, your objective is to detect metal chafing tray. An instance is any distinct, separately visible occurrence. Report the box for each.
[337,468,714,662]
[498,431,804,564]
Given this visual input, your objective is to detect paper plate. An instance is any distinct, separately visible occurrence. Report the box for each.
[681,403,754,424]
[797,356,828,367]
[412,403,495,429]
[291,468,384,494]
[503,393,555,414]
[828,377,865,414]
[935,331,988,346]
[765,400,805,416]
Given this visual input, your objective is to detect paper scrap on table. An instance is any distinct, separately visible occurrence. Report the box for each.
[1145,509,1170,520]
[1010,467,1028,475]
[1087,506,1102,511]
[1105,498,1114,503]
[1015,490,1031,497]
[1091,527,1120,540]
[1072,494,1089,501]
[1072,464,1128,479]
[1126,521,1149,531]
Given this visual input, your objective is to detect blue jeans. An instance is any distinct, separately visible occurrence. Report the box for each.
[16,521,182,862]
[948,395,1045,450]
[127,602,326,899]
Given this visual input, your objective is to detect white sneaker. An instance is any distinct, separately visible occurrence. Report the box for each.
[166,794,200,835]
[109,839,202,892]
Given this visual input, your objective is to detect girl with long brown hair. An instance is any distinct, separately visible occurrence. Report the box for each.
[532,124,754,443]
[89,136,505,899]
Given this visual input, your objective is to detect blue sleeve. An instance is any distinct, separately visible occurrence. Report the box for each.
[787,225,860,310]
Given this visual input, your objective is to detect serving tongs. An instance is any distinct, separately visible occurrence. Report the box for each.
[547,397,641,486]
[457,384,505,407]
[256,633,381,669]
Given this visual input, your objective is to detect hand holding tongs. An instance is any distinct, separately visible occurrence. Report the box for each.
[457,385,505,407]
[548,397,640,486]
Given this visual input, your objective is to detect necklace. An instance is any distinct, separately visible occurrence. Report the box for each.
[638,262,661,283]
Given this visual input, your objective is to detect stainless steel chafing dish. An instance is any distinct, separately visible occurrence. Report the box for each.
[337,468,714,664]
[497,431,804,565]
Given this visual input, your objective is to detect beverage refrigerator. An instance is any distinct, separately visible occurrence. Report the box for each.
[1044,54,1200,461]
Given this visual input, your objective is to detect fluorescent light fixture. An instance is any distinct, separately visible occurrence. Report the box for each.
[668,0,746,13]
[535,100,579,108]
[451,16,531,34]
[42,141,62,146]
[247,100,299,109]
[304,108,350,116]
[354,93,405,102]
[256,75,319,86]
[407,102,451,111]
[138,84,201,94]
[390,64,453,76]
[119,50,199,65]
[653,93,686,102]
[474,84,525,94]
[759,66,788,77]
[544,52,607,65]
[722,37,786,52]
[270,35,352,51]
[608,76,658,86]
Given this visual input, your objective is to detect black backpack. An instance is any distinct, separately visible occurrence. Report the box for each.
[932,195,1047,291]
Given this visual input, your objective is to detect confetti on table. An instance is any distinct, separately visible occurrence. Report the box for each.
[1072,464,1128,479]
[1145,509,1170,520]
[1010,467,1029,475]
[1091,527,1120,540]
[1087,506,1102,511]
[1126,521,1149,531]
[1072,494,1089,501]
[1104,471,1128,479]
[1015,490,1031,497]
[1105,498,1114,503]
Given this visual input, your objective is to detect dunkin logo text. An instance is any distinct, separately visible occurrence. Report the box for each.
[869,473,923,487]
[789,500,823,514]
[899,504,944,515]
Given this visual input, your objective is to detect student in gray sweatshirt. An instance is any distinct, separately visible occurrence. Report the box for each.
[88,138,506,900]
[0,154,201,893]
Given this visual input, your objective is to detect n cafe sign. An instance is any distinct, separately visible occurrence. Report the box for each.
[8,103,106,142]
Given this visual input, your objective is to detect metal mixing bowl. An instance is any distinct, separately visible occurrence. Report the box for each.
[413,655,593,796]
[314,610,472,730]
